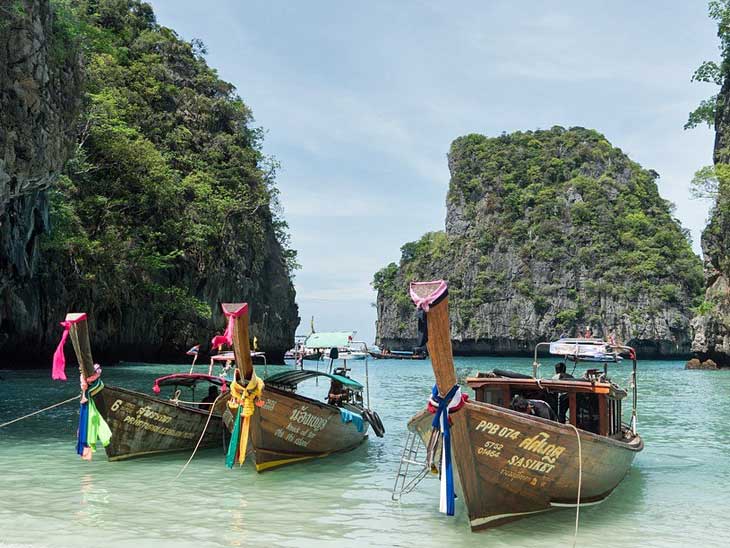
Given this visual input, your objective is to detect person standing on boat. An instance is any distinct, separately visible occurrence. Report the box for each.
[552,363,573,424]
[552,362,574,380]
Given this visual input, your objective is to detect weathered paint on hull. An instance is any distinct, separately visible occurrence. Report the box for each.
[224,386,368,472]
[99,385,225,461]
[409,400,642,530]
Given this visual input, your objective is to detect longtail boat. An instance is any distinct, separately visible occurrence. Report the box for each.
[400,280,642,531]
[368,349,428,360]
[52,313,226,461]
[219,303,384,472]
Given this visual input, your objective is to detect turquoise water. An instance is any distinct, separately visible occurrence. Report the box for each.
[1,357,728,547]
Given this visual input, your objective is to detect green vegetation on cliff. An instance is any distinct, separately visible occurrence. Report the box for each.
[41,0,297,343]
[686,0,730,364]
[375,127,703,354]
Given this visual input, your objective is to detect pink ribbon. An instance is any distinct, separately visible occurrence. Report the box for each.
[52,321,72,381]
[409,280,448,311]
[51,313,88,381]
[211,304,248,349]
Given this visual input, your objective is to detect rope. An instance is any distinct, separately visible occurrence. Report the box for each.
[168,399,217,406]
[568,423,583,547]
[174,393,224,480]
[0,395,81,428]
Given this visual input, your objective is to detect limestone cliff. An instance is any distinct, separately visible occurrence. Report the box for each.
[375,127,703,358]
[0,0,82,356]
[690,78,730,366]
[0,0,298,364]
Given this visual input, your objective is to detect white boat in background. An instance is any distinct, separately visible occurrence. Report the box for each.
[287,331,371,366]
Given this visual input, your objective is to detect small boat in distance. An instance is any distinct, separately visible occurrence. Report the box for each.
[368,349,427,360]
[398,280,642,531]
[54,313,226,461]
[219,303,384,471]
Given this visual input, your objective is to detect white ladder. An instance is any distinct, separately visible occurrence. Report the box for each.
[392,429,431,501]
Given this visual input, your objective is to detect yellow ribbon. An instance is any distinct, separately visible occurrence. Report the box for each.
[227,372,264,465]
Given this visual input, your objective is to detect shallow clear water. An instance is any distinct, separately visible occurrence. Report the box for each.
[1,357,728,547]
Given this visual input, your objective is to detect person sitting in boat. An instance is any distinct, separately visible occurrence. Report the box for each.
[552,362,574,380]
[510,395,557,421]
[552,363,573,424]
[200,385,219,409]
[327,380,349,406]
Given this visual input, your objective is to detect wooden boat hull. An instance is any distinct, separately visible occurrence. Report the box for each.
[98,385,225,461]
[409,400,642,530]
[224,386,368,471]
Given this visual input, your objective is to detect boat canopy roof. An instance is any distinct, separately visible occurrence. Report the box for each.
[549,338,623,362]
[265,369,363,390]
[152,373,227,393]
[304,331,354,349]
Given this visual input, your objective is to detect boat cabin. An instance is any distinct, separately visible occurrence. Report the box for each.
[264,368,365,409]
[466,339,636,440]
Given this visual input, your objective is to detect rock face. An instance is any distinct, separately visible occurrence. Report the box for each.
[375,127,704,358]
[689,78,730,367]
[0,0,298,364]
[0,0,82,355]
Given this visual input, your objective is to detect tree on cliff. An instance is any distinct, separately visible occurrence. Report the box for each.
[35,0,298,357]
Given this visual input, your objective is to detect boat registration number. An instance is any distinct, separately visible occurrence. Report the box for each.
[474,420,521,440]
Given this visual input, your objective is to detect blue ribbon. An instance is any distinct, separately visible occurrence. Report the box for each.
[431,383,460,516]
[76,400,89,456]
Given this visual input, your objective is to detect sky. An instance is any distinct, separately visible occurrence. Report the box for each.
[150,0,719,344]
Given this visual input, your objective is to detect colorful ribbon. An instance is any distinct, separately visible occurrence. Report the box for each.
[76,369,111,460]
[211,304,249,349]
[225,372,264,468]
[429,384,467,516]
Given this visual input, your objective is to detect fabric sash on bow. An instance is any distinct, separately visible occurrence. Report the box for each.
[429,383,467,516]
[52,313,87,381]
[76,368,112,460]
[225,372,264,468]
[211,303,248,349]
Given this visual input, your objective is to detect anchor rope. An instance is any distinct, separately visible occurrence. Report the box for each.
[174,393,225,480]
[568,423,583,547]
[0,395,81,428]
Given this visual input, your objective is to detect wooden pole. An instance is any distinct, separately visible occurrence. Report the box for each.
[66,313,95,380]
[223,303,253,381]
[65,313,107,419]
[411,281,481,521]
[425,296,457,395]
